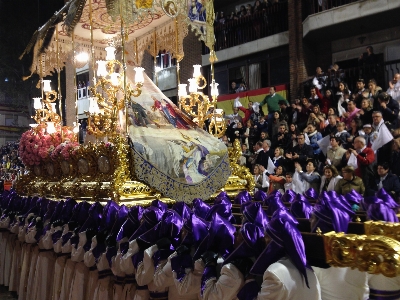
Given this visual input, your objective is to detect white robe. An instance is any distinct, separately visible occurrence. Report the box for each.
[93,253,113,300]
[69,231,90,300]
[153,252,199,300]
[313,266,368,300]
[84,236,99,300]
[119,238,148,300]
[18,243,33,300]
[256,258,322,300]
[173,258,203,297]
[202,262,244,300]
[368,274,400,299]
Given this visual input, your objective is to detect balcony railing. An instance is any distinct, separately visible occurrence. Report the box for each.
[302,0,361,20]
[205,2,288,54]
[77,87,89,99]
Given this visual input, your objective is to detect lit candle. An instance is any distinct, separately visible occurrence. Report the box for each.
[33,97,42,110]
[46,122,56,134]
[193,65,201,78]
[211,81,219,97]
[110,73,120,86]
[42,80,52,92]
[178,84,188,97]
[134,67,145,84]
[188,78,197,93]
[97,60,108,77]
[105,46,116,61]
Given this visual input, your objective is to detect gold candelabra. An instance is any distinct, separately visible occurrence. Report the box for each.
[86,46,144,139]
[178,65,226,137]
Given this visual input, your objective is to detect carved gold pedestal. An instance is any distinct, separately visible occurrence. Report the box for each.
[15,135,254,203]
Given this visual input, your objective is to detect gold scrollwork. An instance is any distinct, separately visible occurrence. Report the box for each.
[226,139,255,193]
[323,231,400,277]
[364,220,400,242]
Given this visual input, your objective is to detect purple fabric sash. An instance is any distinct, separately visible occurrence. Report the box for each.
[152,248,173,268]
[120,241,129,255]
[106,246,117,267]
[62,232,73,246]
[369,288,400,300]
[170,253,193,282]
[237,280,260,300]
[93,243,106,262]
[52,230,63,244]
[201,266,217,296]
[132,251,145,269]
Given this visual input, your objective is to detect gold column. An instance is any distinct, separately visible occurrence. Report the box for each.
[119,0,128,135]
[56,24,63,124]
[72,33,79,143]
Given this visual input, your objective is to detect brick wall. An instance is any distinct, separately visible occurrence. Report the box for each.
[141,51,154,80]
[288,0,308,100]
[140,30,203,88]
[180,30,203,85]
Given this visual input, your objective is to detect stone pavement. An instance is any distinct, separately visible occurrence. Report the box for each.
[0,286,17,299]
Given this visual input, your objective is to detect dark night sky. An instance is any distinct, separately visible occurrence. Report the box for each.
[0,0,65,104]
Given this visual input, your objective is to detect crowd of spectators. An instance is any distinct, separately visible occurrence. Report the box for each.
[221,70,400,201]
[214,0,287,50]
[215,0,285,23]
[0,142,24,186]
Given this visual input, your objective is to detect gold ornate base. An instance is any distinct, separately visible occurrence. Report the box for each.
[14,136,254,203]
[210,175,248,199]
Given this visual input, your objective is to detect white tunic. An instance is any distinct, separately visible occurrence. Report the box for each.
[256,258,322,300]
[202,263,244,300]
[368,274,400,298]
[153,252,198,300]
[313,266,368,300]
[173,258,203,296]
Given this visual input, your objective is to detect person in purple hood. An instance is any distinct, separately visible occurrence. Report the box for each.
[237,209,321,300]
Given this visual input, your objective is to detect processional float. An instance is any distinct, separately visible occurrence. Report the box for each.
[16,0,253,204]
[14,0,400,277]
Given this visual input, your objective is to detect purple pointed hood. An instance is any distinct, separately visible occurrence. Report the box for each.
[110,205,128,237]
[242,202,269,230]
[61,198,78,223]
[234,191,252,205]
[290,194,313,219]
[151,199,168,212]
[206,213,236,258]
[181,213,209,248]
[79,202,104,232]
[367,198,399,222]
[214,191,230,205]
[304,188,318,202]
[116,206,143,241]
[254,190,268,202]
[192,198,211,219]
[313,191,354,233]
[266,194,286,216]
[251,209,311,289]
[129,206,163,241]
[263,190,282,207]
[99,200,120,232]
[224,223,265,265]
[376,188,399,209]
[173,202,192,221]
[282,189,296,203]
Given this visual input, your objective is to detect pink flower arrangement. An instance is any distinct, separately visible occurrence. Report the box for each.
[51,140,80,160]
[19,127,79,166]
